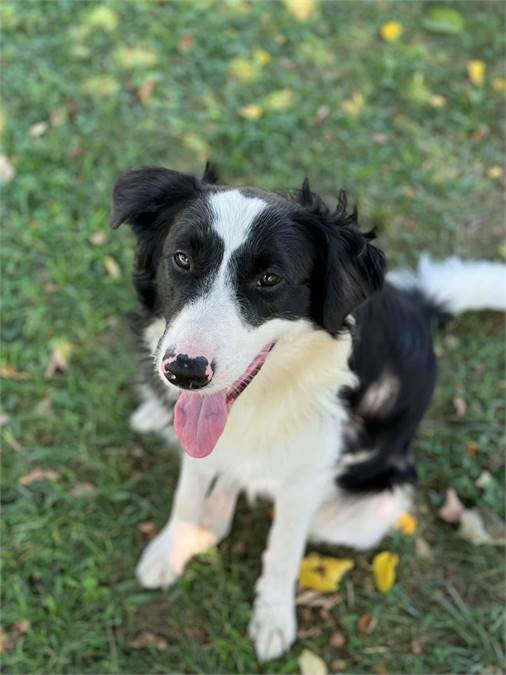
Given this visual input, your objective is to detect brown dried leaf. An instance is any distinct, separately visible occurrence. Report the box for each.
[411,640,423,655]
[68,482,98,498]
[357,614,377,635]
[0,627,8,654]
[415,536,434,560]
[298,625,322,639]
[137,79,156,104]
[178,35,194,51]
[453,395,467,418]
[29,121,48,138]
[329,631,346,648]
[314,105,330,125]
[129,631,168,650]
[457,508,505,546]
[438,488,465,524]
[35,396,54,418]
[465,440,479,457]
[138,521,158,540]
[89,230,107,245]
[0,364,29,380]
[0,155,15,184]
[296,587,342,609]
[19,468,60,486]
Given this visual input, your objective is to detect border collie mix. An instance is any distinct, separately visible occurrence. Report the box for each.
[111,164,505,661]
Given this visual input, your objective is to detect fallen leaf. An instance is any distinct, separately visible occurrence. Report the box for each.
[0,627,8,654]
[35,396,54,418]
[19,468,60,486]
[329,631,345,648]
[411,640,423,655]
[68,482,98,498]
[264,88,293,112]
[488,165,503,179]
[372,551,399,593]
[299,648,328,675]
[89,230,107,245]
[49,108,65,126]
[475,470,493,489]
[467,60,485,87]
[283,0,317,22]
[296,588,342,609]
[104,256,121,279]
[0,364,29,380]
[331,659,347,672]
[379,21,403,42]
[137,79,156,105]
[453,395,467,417]
[82,75,120,98]
[395,512,417,535]
[457,508,505,546]
[299,553,354,593]
[465,440,479,457]
[0,155,15,184]
[13,620,30,635]
[493,77,506,93]
[423,7,464,34]
[115,46,157,68]
[342,92,364,117]
[239,104,263,121]
[229,57,259,83]
[84,6,118,31]
[178,34,194,51]
[438,488,465,523]
[129,631,168,650]
[415,536,434,560]
[45,339,74,378]
[137,520,157,539]
[357,613,377,635]
[29,121,48,138]
[298,625,322,639]
[429,94,446,108]
[0,411,10,427]
[314,105,330,125]
[254,49,271,65]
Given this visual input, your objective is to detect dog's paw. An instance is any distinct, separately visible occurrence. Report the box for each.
[136,533,180,589]
[248,602,296,662]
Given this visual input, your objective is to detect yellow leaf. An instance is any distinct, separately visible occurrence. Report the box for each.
[493,77,506,92]
[467,60,485,86]
[342,92,365,117]
[380,21,403,42]
[229,57,259,83]
[372,551,399,593]
[395,512,417,535]
[0,364,29,380]
[84,6,118,32]
[283,0,317,22]
[298,648,328,675]
[19,468,60,486]
[429,94,446,108]
[488,165,503,179]
[115,46,157,68]
[82,75,119,98]
[264,88,294,111]
[254,49,271,66]
[239,104,263,120]
[104,256,122,279]
[299,553,354,592]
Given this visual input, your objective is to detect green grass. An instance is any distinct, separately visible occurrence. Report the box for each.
[1,1,504,673]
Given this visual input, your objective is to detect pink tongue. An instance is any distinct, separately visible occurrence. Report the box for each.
[174,392,228,458]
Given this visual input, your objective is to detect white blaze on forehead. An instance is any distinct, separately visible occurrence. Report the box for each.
[208,190,267,261]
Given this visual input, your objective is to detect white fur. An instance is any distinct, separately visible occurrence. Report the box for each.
[388,253,506,314]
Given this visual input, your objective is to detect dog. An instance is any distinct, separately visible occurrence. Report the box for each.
[110,163,505,661]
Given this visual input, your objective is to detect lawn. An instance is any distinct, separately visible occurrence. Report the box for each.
[1,1,505,673]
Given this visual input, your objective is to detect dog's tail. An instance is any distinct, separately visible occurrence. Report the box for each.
[388,253,506,319]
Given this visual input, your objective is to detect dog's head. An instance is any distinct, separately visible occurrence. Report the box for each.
[111,164,385,456]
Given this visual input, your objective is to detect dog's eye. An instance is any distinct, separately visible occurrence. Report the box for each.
[257,272,282,288]
[173,251,191,271]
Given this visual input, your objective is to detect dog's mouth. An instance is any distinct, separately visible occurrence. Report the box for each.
[173,343,274,459]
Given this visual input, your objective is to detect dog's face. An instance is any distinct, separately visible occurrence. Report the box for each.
[111,164,384,409]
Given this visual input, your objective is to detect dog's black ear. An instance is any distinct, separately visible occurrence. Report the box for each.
[110,167,199,234]
[295,183,385,334]
[202,161,219,184]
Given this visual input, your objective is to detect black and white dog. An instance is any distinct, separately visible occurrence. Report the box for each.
[111,164,505,661]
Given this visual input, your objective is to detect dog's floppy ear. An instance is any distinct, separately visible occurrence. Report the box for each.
[110,166,200,234]
[296,180,385,334]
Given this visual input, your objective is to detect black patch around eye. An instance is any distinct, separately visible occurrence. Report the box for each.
[230,207,315,327]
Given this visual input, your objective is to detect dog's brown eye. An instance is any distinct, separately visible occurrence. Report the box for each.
[258,272,282,288]
[173,252,191,271]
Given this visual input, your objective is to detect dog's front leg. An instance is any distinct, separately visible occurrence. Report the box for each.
[249,484,322,661]
[136,455,239,589]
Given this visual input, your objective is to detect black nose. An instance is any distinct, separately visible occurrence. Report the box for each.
[162,354,213,390]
